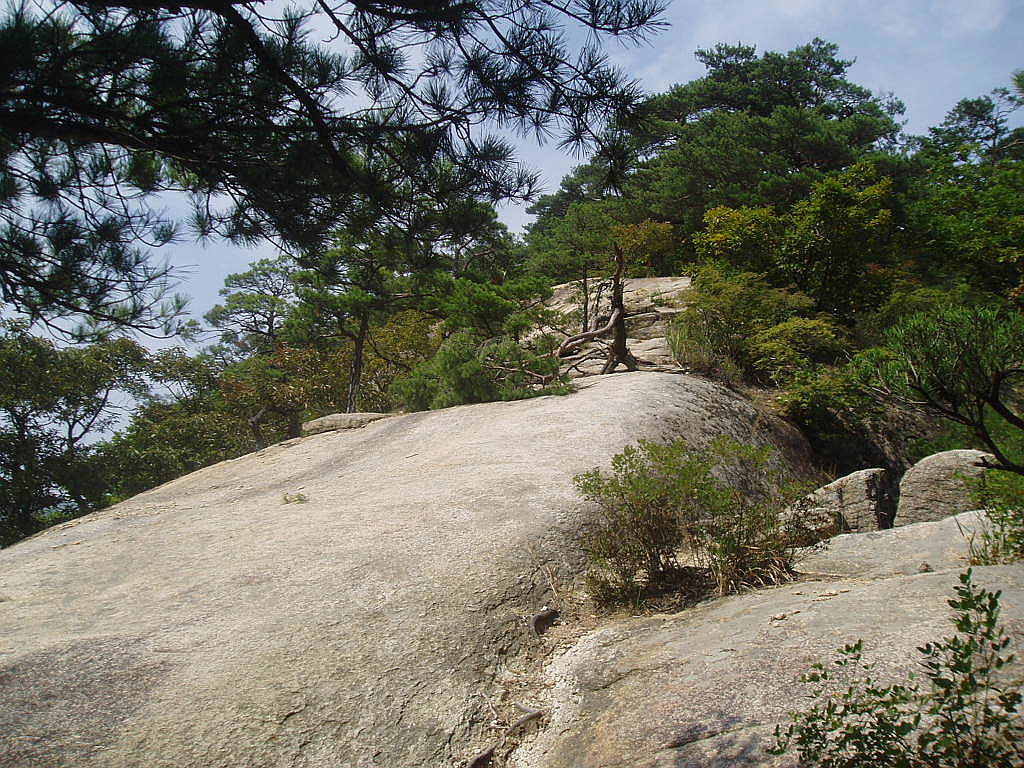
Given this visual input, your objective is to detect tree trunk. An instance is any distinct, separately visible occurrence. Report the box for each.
[286,411,302,439]
[580,272,589,334]
[590,279,608,331]
[602,245,638,374]
[248,408,267,448]
[345,312,370,413]
[556,245,637,373]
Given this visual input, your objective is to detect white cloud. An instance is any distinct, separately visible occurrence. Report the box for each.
[933,0,1011,36]
[865,0,1011,39]
[771,0,840,19]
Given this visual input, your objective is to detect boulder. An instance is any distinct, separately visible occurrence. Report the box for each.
[0,372,809,768]
[506,537,1024,768]
[301,411,393,436]
[794,467,898,534]
[896,449,993,526]
[624,309,685,341]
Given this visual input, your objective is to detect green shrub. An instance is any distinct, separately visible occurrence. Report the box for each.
[779,365,891,473]
[856,284,1002,347]
[670,263,825,382]
[693,205,780,274]
[390,331,569,411]
[668,306,745,385]
[749,316,848,385]
[771,570,1024,767]
[965,470,1024,565]
[574,437,810,606]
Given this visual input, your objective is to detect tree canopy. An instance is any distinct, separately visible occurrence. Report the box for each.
[0,322,148,543]
[1,0,666,335]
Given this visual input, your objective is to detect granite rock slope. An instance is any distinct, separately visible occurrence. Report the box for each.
[0,372,806,768]
[506,515,1024,768]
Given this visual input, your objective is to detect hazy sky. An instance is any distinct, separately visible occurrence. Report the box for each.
[167,0,1024,325]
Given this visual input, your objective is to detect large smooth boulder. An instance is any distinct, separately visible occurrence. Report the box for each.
[0,372,808,768]
[896,449,992,526]
[505,529,1024,768]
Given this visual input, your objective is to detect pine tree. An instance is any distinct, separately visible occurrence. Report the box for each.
[1,0,666,333]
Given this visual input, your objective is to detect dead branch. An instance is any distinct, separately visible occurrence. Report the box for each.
[557,307,621,357]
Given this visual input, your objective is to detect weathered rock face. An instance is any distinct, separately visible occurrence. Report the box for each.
[0,372,809,768]
[896,449,993,526]
[506,519,1024,768]
[797,510,983,579]
[796,467,899,534]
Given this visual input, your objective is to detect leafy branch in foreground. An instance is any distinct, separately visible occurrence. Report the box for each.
[771,570,1024,767]
[2,0,666,334]
[852,306,1024,476]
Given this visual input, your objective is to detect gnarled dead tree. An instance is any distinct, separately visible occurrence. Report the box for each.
[557,244,638,374]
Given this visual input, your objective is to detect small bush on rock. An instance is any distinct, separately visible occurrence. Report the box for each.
[771,570,1024,767]
[966,470,1024,565]
[575,437,811,606]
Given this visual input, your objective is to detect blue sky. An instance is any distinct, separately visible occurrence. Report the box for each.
[168,0,1024,326]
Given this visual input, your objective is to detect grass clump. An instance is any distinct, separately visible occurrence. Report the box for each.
[574,436,813,607]
[771,570,1024,767]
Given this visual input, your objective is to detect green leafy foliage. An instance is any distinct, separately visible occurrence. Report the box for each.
[220,345,350,441]
[0,323,148,545]
[438,276,552,339]
[778,366,891,473]
[749,316,848,386]
[390,331,567,411]
[690,161,900,318]
[771,570,1024,767]
[204,256,299,359]
[911,154,1024,299]
[852,306,1024,475]
[856,284,1001,348]
[97,349,254,502]
[574,437,810,606]
[628,39,902,259]
[693,205,781,274]
[777,161,898,318]
[668,263,821,382]
[964,465,1024,565]
[2,0,665,333]
[525,200,618,284]
[611,219,676,277]
[357,311,441,413]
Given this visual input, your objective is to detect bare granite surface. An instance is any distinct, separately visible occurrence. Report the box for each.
[0,372,803,768]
